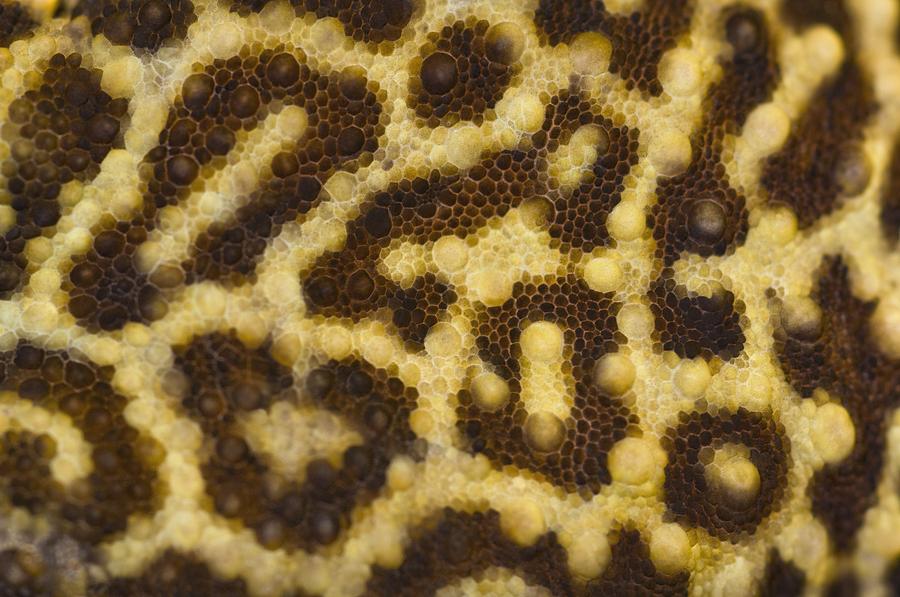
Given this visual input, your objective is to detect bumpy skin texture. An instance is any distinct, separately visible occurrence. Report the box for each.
[0,0,899,595]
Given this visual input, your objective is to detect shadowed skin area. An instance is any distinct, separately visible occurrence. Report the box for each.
[0,0,897,595]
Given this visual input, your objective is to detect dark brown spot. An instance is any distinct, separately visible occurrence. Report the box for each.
[688,199,726,243]
[420,52,458,95]
[266,53,300,87]
[182,74,215,111]
[167,155,199,186]
[229,85,260,119]
[338,126,365,155]
[138,0,172,30]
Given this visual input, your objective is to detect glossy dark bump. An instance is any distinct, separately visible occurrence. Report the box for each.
[726,10,765,55]
[337,126,365,155]
[167,155,199,186]
[271,152,299,178]
[267,53,300,87]
[229,85,260,119]
[420,52,458,95]
[206,125,236,156]
[347,269,375,300]
[138,0,172,29]
[87,114,120,144]
[688,199,726,243]
[182,74,215,111]
[103,14,136,45]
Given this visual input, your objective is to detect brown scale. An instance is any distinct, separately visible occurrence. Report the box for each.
[66,49,385,331]
[90,549,249,597]
[649,274,747,360]
[661,408,791,542]
[585,530,689,596]
[881,138,900,244]
[761,62,876,229]
[648,8,778,362]
[0,343,163,544]
[761,550,806,597]
[73,0,197,53]
[533,0,693,96]
[0,430,60,515]
[365,508,574,596]
[0,1,36,47]
[229,0,414,47]
[0,53,128,299]
[457,274,635,494]
[408,18,522,127]
[303,90,638,346]
[0,547,52,597]
[174,332,418,550]
[773,256,900,552]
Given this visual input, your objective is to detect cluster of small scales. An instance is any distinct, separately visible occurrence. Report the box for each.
[0,0,898,595]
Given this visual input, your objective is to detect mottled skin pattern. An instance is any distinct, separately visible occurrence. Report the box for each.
[0,0,898,596]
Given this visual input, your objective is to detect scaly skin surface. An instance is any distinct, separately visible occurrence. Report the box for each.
[0,0,899,595]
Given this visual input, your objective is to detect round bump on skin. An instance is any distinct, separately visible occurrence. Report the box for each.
[649,130,692,177]
[347,269,375,300]
[592,353,636,396]
[570,32,612,75]
[229,85,260,119]
[103,14,136,45]
[567,532,611,580]
[182,74,215,111]
[271,152,299,178]
[420,52,458,95]
[446,126,484,170]
[744,103,790,153]
[705,444,761,509]
[780,296,822,342]
[617,304,653,340]
[339,67,369,101]
[87,114,120,144]
[424,322,461,357]
[649,524,692,576]
[138,0,171,29]
[687,199,726,243]
[725,10,764,55]
[834,144,872,197]
[337,126,365,156]
[206,126,235,156]
[167,155,199,186]
[584,256,624,294]
[499,498,546,546]
[607,201,646,241]
[811,402,855,464]
[524,411,566,453]
[486,22,525,65]
[267,53,301,87]
[432,236,468,272]
[658,48,701,97]
[608,437,658,485]
[674,358,711,398]
[470,371,510,412]
[471,270,513,307]
[501,92,545,133]
[520,321,564,363]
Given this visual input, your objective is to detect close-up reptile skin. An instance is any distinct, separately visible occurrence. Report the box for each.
[0,0,899,595]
